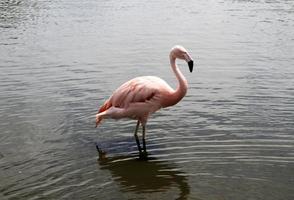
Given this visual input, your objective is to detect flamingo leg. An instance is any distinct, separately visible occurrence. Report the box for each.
[142,125,147,153]
[134,120,142,154]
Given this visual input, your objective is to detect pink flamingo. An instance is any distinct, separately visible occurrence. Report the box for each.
[95,45,194,157]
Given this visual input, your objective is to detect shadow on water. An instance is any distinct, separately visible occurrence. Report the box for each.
[97,152,191,200]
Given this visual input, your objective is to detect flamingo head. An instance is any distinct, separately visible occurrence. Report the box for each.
[170,45,194,72]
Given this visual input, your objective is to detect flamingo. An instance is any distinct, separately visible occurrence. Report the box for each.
[95,45,194,158]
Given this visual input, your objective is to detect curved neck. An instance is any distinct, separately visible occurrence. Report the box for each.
[168,55,188,106]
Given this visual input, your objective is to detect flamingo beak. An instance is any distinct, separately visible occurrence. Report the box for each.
[188,60,194,73]
[184,53,194,73]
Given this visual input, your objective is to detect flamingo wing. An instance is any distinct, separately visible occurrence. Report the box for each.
[109,76,161,108]
[97,77,154,113]
[96,76,173,126]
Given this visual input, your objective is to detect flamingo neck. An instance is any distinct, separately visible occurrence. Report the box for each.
[168,55,188,106]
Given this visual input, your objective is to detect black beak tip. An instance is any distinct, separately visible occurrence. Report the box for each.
[188,60,194,73]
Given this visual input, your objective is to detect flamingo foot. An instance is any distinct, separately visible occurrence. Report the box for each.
[95,143,107,160]
[139,151,148,160]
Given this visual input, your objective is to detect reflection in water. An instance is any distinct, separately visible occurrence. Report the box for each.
[98,154,190,200]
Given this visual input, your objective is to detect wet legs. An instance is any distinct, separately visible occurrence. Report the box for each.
[142,125,146,152]
[134,120,142,154]
[134,120,147,158]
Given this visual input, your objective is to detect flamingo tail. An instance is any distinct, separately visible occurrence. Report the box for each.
[96,100,112,127]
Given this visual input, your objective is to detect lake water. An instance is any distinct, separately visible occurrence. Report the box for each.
[1,0,294,199]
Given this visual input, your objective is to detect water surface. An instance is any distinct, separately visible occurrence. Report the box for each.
[1,0,294,199]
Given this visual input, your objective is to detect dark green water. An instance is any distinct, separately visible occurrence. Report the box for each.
[1,0,294,199]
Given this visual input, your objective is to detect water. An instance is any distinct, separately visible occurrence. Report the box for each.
[1,0,294,199]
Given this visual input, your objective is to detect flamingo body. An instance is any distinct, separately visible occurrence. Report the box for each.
[97,76,175,125]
